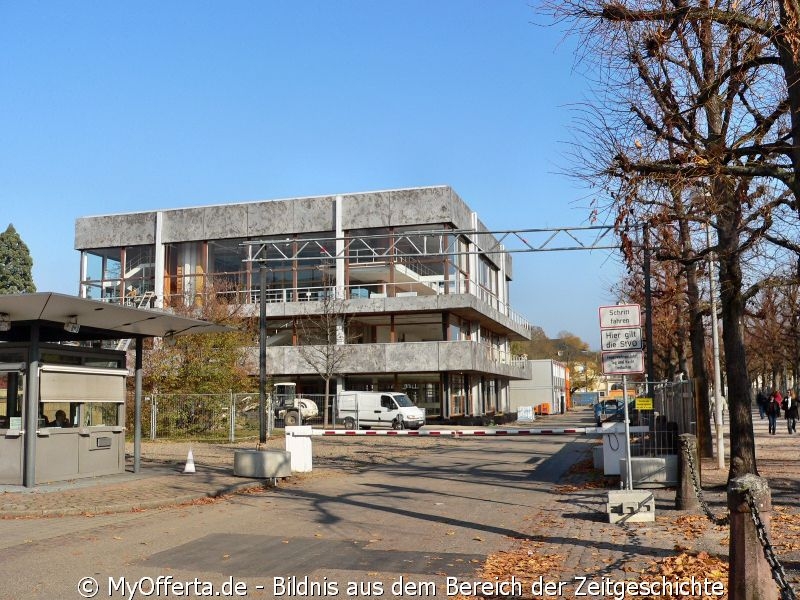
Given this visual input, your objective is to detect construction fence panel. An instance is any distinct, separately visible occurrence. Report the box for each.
[125,392,257,442]
[639,380,697,457]
[125,392,344,441]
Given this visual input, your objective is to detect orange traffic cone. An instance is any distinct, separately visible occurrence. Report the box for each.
[183,448,196,474]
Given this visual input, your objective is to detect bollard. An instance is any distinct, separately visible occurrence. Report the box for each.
[727,474,778,600]
[676,434,700,510]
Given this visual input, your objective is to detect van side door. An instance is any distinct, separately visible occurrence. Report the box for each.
[380,395,398,424]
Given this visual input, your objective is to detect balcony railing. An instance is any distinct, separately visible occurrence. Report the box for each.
[85,267,533,334]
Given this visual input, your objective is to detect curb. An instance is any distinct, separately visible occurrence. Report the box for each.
[1,478,271,519]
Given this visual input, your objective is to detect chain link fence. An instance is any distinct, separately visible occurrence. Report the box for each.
[125,392,337,441]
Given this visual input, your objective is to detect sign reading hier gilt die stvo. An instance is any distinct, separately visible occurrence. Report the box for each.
[599,304,644,375]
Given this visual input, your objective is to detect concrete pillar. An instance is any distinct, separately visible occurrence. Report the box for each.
[676,434,700,510]
[335,195,345,300]
[154,211,164,308]
[727,475,778,600]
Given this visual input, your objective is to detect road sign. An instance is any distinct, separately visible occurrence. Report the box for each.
[600,327,643,351]
[599,304,641,329]
[602,351,644,374]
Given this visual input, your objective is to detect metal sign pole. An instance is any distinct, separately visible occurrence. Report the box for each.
[622,375,634,491]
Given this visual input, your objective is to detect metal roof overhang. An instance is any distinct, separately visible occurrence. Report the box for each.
[0,292,231,343]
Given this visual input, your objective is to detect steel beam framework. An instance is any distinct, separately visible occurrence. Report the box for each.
[242,225,619,263]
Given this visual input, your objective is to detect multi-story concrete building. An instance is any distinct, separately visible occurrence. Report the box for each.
[74,186,533,421]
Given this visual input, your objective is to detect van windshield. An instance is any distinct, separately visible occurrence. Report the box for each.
[393,394,414,408]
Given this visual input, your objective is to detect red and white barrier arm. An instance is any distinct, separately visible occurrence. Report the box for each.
[306,428,587,437]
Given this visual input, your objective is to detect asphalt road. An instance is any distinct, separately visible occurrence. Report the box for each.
[0,430,589,600]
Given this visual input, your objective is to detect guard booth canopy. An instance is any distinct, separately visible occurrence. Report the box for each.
[0,292,228,487]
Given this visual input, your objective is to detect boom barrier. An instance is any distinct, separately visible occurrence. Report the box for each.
[307,428,587,437]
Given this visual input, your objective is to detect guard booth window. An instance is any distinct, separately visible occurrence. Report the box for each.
[39,365,126,428]
[0,362,25,429]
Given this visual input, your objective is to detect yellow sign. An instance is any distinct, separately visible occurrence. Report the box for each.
[635,397,653,410]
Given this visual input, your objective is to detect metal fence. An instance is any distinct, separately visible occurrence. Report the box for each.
[640,380,696,456]
[601,380,696,457]
[125,392,335,441]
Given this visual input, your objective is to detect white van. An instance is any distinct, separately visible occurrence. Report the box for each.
[337,391,426,430]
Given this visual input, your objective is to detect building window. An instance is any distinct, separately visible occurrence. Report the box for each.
[165,241,205,305]
[450,373,467,416]
[208,239,249,301]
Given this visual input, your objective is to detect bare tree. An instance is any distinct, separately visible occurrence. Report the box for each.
[296,287,353,428]
[544,0,800,479]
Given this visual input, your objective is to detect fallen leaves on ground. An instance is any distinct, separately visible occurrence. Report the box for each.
[670,515,711,540]
[478,539,564,590]
[634,551,729,600]
[554,479,613,493]
[771,506,800,552]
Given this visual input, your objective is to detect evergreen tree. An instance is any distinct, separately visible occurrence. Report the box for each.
[0,224,36,294]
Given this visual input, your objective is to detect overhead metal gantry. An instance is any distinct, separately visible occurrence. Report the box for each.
[242,225,620,263]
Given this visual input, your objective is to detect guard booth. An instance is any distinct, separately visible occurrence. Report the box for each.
[0,345,127,484]
[0,292,227,487]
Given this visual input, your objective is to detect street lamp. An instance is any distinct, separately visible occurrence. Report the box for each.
[705,222,725,469]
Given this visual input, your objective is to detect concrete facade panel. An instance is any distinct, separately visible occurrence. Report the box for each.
[247,201,296,237]
[75,213,156,249]
[293,197,335,232]
[162,209,205,243]
[384,343,439,373]
[343,187,457,230]
[444,188,474,231]
[262,347,288,374]
[202,205,249,240]
[438,341,477,372]
[341,344,386,373]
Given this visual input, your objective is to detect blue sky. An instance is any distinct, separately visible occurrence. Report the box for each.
[0,1,623,347]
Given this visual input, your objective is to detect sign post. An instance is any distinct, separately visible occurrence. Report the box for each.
[599,304,644,491]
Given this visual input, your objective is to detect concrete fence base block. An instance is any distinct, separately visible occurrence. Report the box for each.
[620,456,678,488]
[285,426,313,472]
[606,489,656,524]
[233,450,291,479]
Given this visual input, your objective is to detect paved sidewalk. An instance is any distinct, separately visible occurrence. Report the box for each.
[0,461,270,517]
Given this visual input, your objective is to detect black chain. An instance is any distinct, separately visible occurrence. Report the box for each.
[744,490,797,600]
[679,439,796,598]
[680,437,730,526]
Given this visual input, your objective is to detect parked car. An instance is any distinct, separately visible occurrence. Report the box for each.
[605,399,642,425]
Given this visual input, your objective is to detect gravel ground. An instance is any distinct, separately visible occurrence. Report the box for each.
[126,434,456,477]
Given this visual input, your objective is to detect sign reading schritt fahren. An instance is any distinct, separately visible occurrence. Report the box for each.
[599,304,644,374]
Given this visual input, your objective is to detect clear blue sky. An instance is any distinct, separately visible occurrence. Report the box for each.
[0,1,623,348]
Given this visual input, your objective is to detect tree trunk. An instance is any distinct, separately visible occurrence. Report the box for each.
[716,190,758,479]
[686,259,713,457]
[323,376,331,429]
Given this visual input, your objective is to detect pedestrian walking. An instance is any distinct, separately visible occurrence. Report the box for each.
[756,389,767,419]
[766,390,781,435]
[783,391,798,434]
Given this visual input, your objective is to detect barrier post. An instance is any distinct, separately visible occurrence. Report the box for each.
[676,434,699,510]
[727,474,777,600]
[285,425,313,472]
